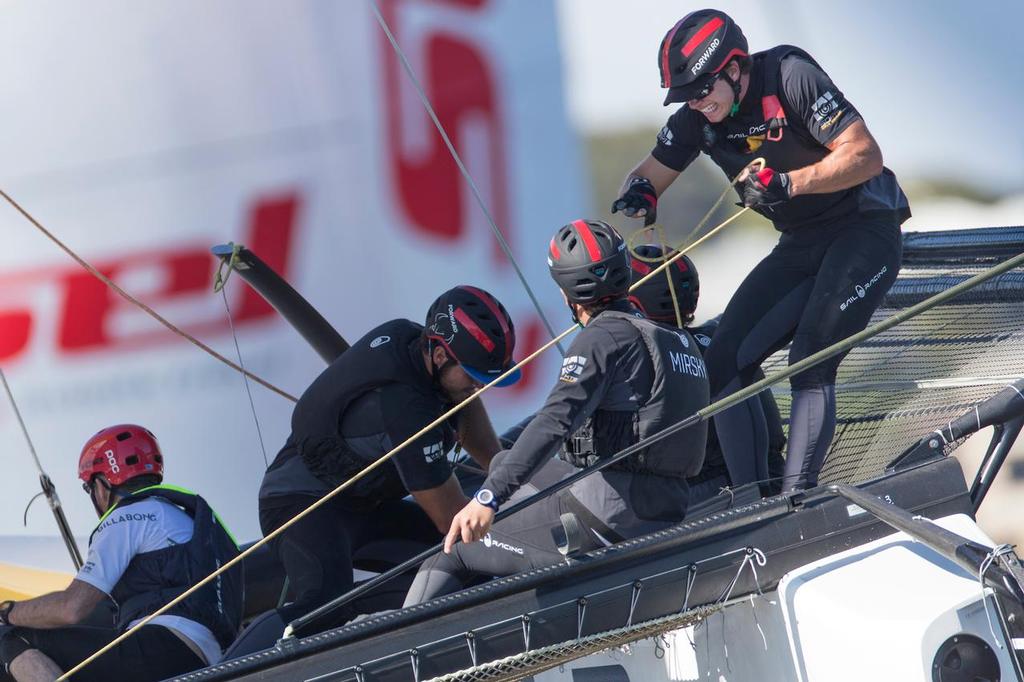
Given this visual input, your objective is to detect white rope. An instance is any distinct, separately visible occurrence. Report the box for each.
[978,543,1018,650]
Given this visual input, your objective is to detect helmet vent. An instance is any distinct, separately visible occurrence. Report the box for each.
[125,455,139,466]
[116,431,132,441]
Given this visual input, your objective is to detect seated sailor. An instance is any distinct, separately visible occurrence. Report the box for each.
[627,244,787,501]
[404,220,710,605]
[0,425,242,682]
[257,286,518,627]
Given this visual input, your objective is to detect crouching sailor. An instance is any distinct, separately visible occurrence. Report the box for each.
[405,220,710,605]
[258,286,518,627]
[0,425,242,682]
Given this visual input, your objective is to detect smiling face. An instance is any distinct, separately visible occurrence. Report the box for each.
[688,61,743,123]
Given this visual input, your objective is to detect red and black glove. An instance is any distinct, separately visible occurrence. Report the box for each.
[611,177,658,226]
[742,167,792,209]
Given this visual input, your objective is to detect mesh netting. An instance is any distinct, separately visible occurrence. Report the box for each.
[761,231,1024,485]
[424,605,719,682]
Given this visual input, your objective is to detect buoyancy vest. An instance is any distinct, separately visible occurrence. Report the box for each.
[560,312,710,477]
[91,485,243,649]
[276,319,454,500]
[700,46,865,231]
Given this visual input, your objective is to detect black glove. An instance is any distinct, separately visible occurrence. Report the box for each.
[611,177,658,226]
[742,167,791,209]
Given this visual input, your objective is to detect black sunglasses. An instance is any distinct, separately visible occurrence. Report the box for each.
[686,72,723,102]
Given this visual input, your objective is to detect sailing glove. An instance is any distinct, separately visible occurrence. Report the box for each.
[742,167,791,209]
[611,177,658,226]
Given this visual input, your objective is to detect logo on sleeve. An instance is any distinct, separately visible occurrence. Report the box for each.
[812,91,846,128]
[657,126,674,147]
[695,333,712,348]
[370,335,391,348]
[422,442,445,463]
[559,355,588,383]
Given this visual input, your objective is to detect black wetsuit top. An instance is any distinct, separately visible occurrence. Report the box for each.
[652,45,909,232]
[259,319,455,504]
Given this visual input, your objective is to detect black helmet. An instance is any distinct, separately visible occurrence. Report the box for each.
[628,244,700,325]
[425,286,520,387]
[547,219,631,305]
[659,9,748,105]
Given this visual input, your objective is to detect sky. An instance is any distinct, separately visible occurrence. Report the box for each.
[555,0,1024,195]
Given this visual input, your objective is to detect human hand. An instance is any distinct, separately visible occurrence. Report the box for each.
[611,177,658,226]
[742,167,791,209]
[443,500,495,553]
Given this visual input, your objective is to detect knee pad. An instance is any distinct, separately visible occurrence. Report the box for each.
[0,628,32,670]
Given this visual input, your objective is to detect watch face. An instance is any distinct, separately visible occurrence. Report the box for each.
[475,489,494,505]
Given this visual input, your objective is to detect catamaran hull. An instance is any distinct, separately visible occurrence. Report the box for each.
[175,456,1007,682]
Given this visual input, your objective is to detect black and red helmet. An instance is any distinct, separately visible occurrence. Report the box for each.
[425,286,520,387]
[548,219,631,305]
[628,245,700,325]
[659,9,748,105]
[78,424,164,488]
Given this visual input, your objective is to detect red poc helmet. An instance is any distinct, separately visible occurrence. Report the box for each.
[78,424,164,487]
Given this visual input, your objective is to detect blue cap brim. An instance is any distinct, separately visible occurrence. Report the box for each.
[463,365,522,388]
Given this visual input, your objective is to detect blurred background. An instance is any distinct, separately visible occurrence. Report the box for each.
[0,0,1021,575]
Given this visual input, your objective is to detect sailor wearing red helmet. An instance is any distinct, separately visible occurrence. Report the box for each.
[257,285,518,628]
[612,9,909,492]
[0,425,241,681]
[404,220,709,605]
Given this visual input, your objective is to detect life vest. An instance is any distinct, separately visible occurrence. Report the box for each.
[274,319,455,500]
[699,45,861,230]
[91,485,243,650]
[560,311,710,477]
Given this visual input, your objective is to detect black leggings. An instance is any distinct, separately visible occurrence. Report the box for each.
[0,624,203,681]
[704,218,901,490]
[404,460,571,606]
[259,495,441,627]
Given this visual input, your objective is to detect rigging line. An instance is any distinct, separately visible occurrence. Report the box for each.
[0,188,298,404]
[220,286,270,468]
[0,367,84,570]
[0,368,46,474]
[369,0,565,356]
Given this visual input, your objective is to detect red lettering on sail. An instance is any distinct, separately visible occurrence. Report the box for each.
[0,192,299,364]
[378,0,511,264]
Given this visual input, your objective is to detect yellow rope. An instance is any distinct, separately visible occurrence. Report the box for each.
[0,189,298,403]
[58,158,769,680]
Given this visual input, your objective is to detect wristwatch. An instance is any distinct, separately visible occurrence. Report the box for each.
[0,600,15,626]
[473,488,499,512]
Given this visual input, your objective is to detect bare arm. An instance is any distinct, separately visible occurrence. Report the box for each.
[787,120,883,197]
[456,398,501,471]
[620,154,682,196]
[7,579,106,629]
[411,474,471,533]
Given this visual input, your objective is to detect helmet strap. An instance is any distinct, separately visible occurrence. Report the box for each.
[427,339,458,394]
[720,69,742,116]
[565,300,581,326]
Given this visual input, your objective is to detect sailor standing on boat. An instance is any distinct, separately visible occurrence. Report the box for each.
[612,10,909,490]
[405,220,709,604]
[0,425,241,682]
[258,286,518,626]
[627,245,786,501]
